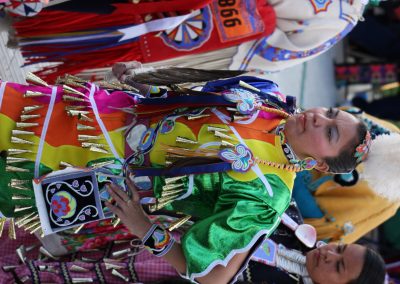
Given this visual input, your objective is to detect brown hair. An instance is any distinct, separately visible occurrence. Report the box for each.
[348,247,386,284]
[324,121,368,173]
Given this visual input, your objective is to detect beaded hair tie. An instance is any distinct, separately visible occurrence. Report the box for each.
[142,224,175,257]
[354,131,372,163]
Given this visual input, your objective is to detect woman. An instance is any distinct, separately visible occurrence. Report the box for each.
[0,202,386,284]
[243,242,386,284]
[242,202,386,284]
[292,109,400,244]
[306,243,385,284]
[0,70,369,282]
[111,74,369,283]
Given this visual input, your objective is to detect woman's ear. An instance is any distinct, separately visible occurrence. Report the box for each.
[314,160,329,172]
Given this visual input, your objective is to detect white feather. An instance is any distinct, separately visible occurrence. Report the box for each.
[362,133,400,201]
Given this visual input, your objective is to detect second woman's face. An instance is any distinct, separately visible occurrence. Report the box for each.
[305,243,365,284]
[284,107,360,170]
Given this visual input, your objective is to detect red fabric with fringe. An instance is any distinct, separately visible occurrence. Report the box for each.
[140,0,276,62]
[13,0,276,82]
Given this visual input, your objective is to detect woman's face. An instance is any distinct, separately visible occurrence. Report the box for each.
[284,107,360,171]
[306,243,365,284]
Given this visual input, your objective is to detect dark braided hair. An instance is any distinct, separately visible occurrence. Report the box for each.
[324,121,368,173]
[348,247,386,284]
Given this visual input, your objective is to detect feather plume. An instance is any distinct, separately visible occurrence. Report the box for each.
[124,67,246,86]
[362,133,400,201]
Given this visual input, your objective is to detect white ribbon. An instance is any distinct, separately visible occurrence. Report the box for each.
[35,86,58,178]
[0,81,7,111]
[118,10,198,42]
[89,84,120,159]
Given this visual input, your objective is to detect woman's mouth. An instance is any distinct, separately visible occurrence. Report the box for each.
[315,249,320,266]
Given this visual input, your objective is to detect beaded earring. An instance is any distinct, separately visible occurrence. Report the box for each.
[297,157,318,171]
[276,124,317,171]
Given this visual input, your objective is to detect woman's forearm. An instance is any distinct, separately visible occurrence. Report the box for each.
[163,242,249,284]
[106,181,247,284]
[161,242,187,274]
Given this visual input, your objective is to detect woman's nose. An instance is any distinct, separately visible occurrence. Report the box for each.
[313,113,331,127]
[325,250,341,261]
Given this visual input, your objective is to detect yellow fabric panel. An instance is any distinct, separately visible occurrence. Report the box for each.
[1,114,124,170]
[150,121,205,165]
[0,114,17,150]
[39,129,125,169]
[149,121,295,189]
[228,136,295,190]
[306,179,399,243]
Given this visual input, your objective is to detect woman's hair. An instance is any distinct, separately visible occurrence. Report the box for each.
[324,121,368,173]
[348,247,386,284]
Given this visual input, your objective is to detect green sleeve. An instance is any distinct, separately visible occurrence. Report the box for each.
[181,173,291,280]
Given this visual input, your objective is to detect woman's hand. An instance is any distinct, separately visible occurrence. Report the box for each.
[105,178,153,239]
[106,178,188,275]
[111,61,142,82]
[106,177,248,283]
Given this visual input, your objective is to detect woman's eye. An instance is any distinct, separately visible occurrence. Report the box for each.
[327,107,333,117]
[327,128,332,140]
